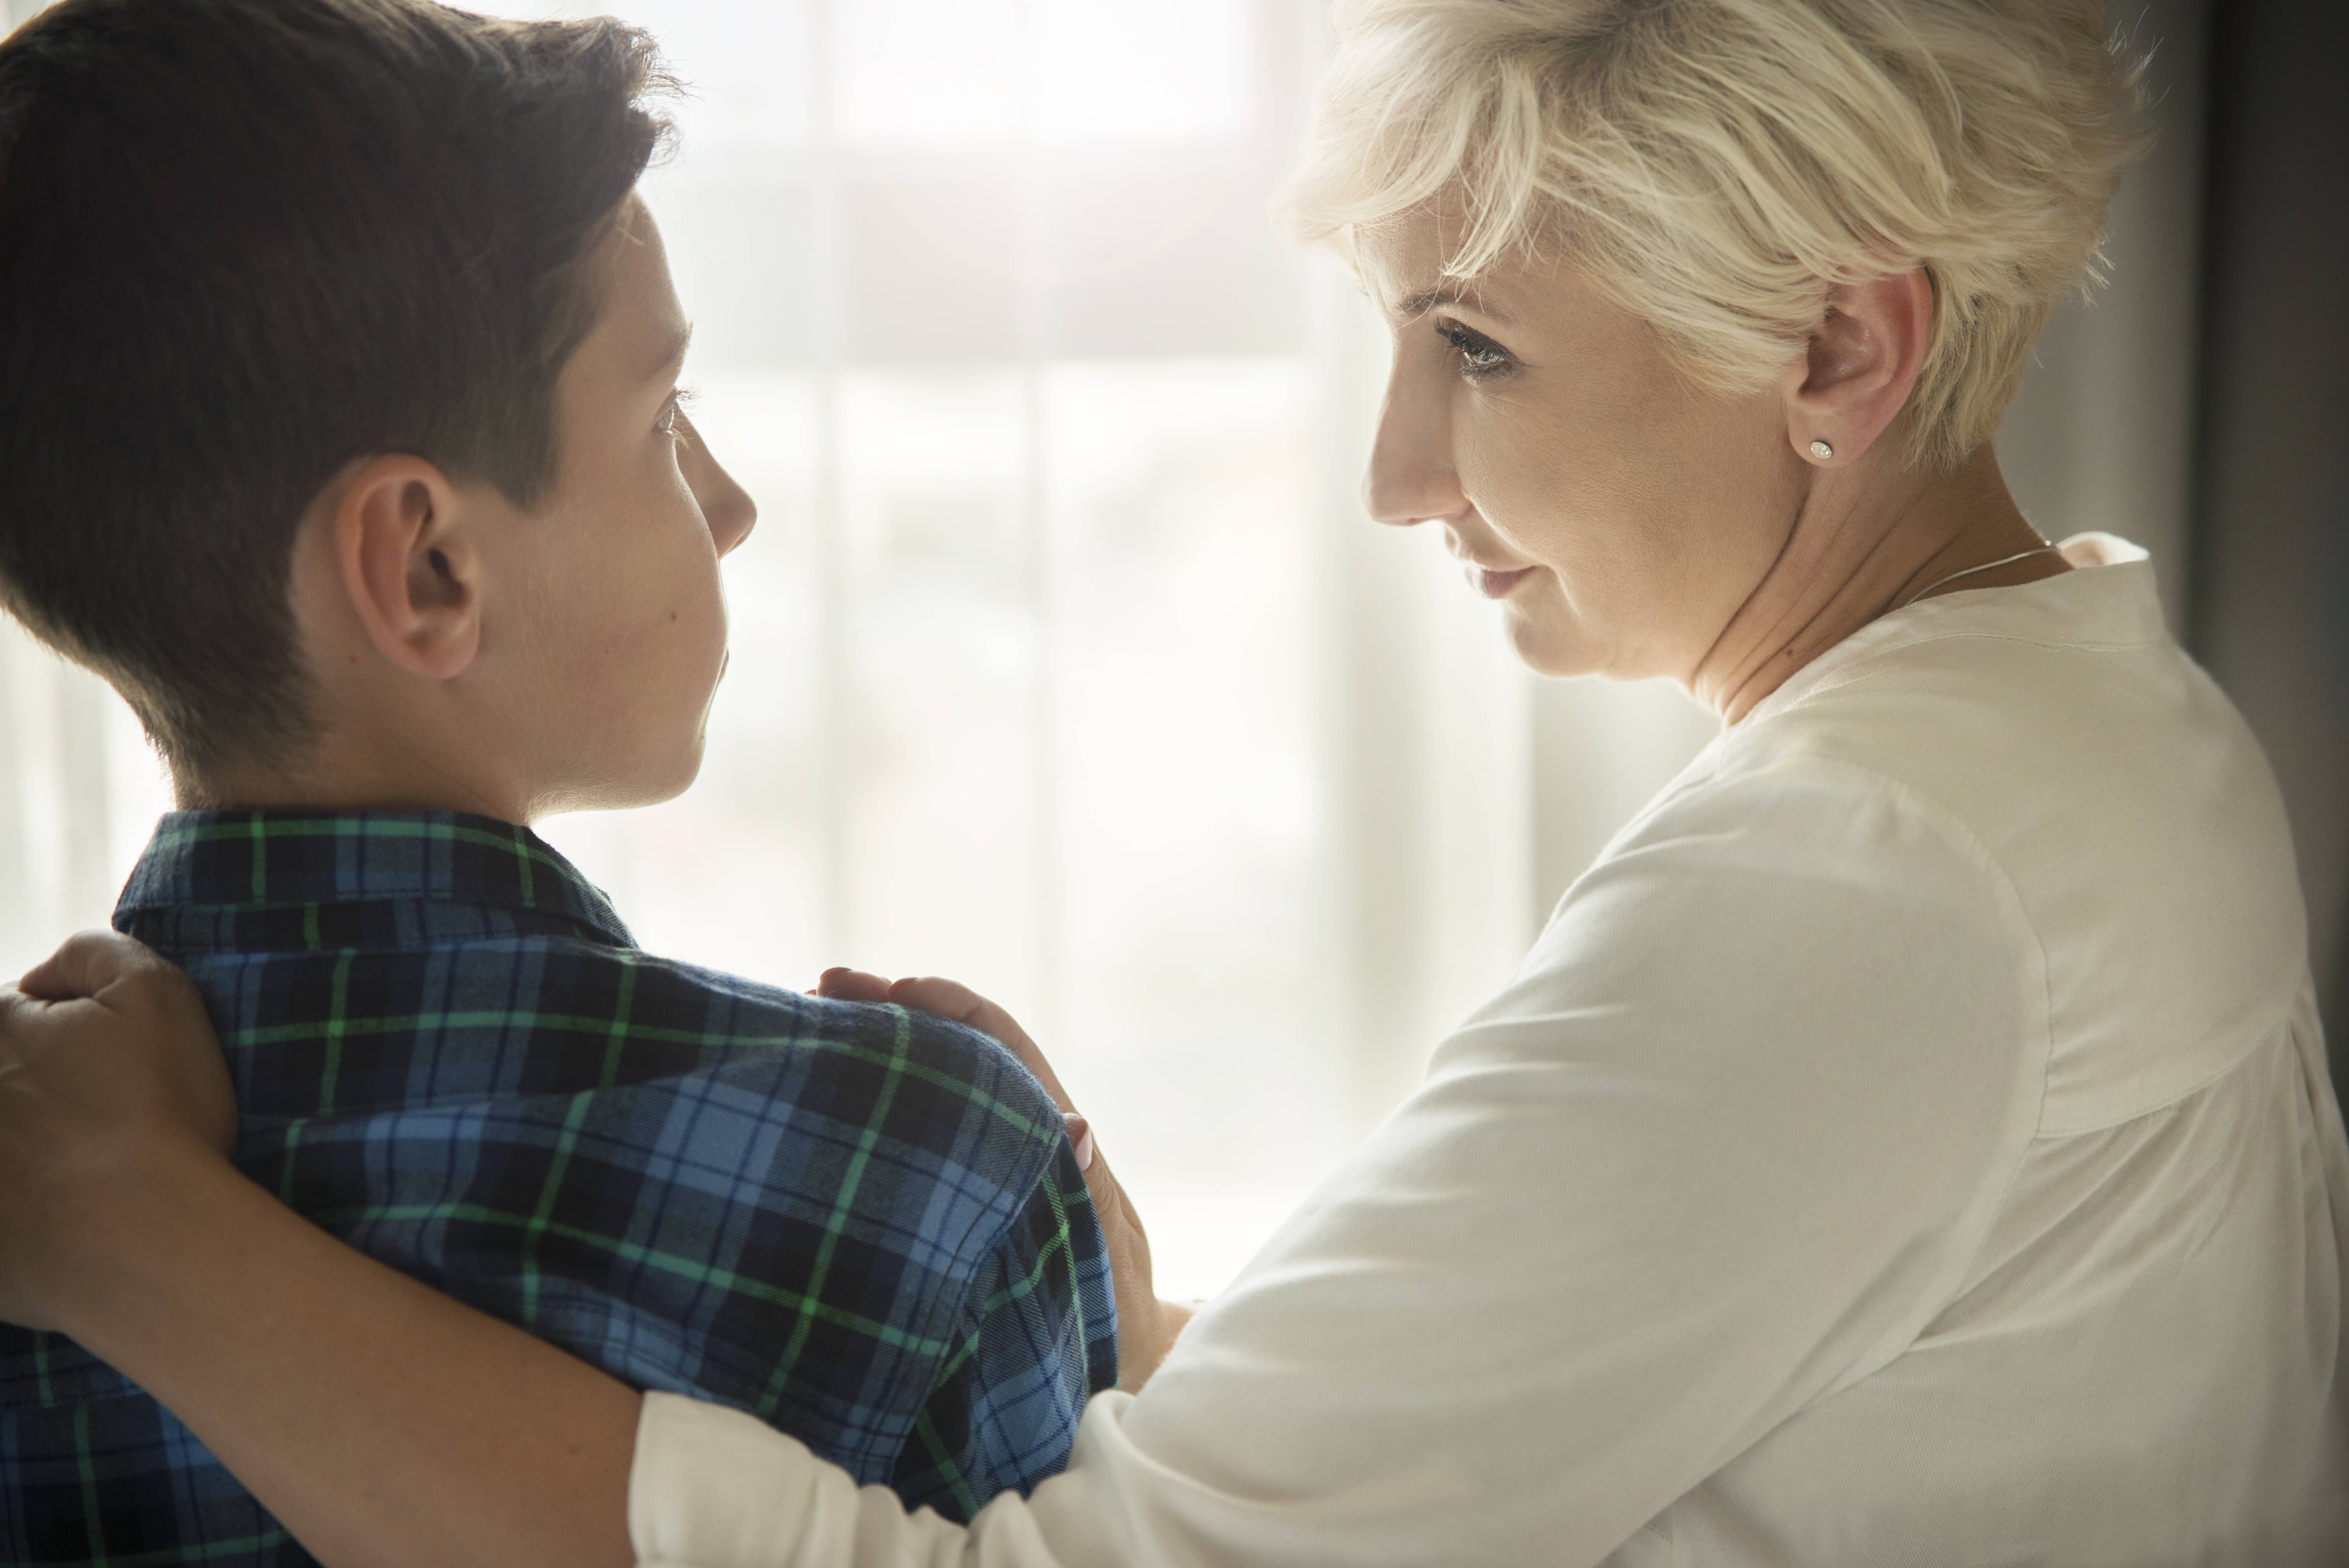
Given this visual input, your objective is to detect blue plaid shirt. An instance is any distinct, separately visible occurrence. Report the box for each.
[0,811,1117,1565]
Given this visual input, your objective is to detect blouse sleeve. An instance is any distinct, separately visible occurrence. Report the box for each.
[631,752,2051,1568]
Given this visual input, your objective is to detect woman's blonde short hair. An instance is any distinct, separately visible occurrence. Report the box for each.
[1280,0,2147,467]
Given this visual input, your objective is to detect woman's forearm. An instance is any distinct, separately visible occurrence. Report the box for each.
[47,1147,640,1568]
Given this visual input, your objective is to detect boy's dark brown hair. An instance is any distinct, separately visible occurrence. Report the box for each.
[0,0,670,773]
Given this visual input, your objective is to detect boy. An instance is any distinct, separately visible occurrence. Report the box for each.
[0,2,1115,1562]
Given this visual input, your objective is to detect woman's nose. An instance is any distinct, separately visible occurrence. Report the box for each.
[677,413,757,557]
[1362,355,1465,529]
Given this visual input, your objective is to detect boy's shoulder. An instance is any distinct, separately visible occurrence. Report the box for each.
[15,936,1082,1419]
[148,896,1063,1194]
[629,952,1068,1174]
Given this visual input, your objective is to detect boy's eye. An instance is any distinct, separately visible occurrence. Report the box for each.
[656,385,698,438]
[1436,320,1513,379]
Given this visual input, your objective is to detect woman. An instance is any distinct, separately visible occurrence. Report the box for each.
[1,0,2344,1562]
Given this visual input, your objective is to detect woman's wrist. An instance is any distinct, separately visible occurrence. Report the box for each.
[1117,1296,1200,1392]
[0,1073,242,1340]
[26,1139,266,1357]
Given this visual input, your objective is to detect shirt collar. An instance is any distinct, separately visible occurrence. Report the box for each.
[114,810,632,948]
[1738,532,2168,731]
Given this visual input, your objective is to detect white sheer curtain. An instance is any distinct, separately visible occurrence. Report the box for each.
[0,0,2215,1296]
[0,637,171,975]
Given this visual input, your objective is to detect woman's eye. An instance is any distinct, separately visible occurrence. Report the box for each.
[1436,321,1513,378]
[657,385,699,438]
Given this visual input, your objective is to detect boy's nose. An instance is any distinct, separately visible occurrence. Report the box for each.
[707,478,756,558]
[677,414,756,556]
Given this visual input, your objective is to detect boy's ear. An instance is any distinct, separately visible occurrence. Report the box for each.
[330,454,482,681]
[1779,267,1934,468]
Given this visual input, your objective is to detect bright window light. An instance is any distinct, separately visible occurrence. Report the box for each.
[834,0,1250,147]
[1026,0,1253,145]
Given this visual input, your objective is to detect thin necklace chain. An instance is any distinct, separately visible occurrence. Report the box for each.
[1894,542,2062,612]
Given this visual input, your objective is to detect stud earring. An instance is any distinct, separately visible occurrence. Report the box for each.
[1808,439,1834,461]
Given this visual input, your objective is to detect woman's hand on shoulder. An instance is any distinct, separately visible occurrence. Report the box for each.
[813,964,1195,1390]
[0,929,236,1330]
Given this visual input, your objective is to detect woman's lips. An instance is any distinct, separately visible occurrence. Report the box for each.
[1471,564,1537,599]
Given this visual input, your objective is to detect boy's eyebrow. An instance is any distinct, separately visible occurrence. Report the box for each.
[648,320,693,378]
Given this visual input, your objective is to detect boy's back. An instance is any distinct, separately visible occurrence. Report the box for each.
[0,812,1116,1563]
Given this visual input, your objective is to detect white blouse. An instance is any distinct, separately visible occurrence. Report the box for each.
[629,536,2349,1567]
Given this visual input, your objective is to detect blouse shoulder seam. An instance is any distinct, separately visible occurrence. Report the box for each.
[1699,748,2063,1395]
[1711,747,2062,1135]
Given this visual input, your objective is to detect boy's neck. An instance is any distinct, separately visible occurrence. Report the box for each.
[178,745,532,826]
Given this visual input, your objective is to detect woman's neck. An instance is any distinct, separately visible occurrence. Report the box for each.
[1689,444,2067,725]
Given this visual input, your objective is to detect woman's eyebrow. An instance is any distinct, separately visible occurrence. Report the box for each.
[1395,284,1511,325]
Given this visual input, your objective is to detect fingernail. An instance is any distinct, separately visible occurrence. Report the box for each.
[1062,1114,1094,1172]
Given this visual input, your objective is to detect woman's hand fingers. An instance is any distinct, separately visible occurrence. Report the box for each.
[1060,1113,1095,1172]
[886,974,1076,1112]
[881,974,989,1025]
[0,931,238,1330]
[1057,1135,1187,1392]
[872,974,1189,1387]
[824,968,1189,1385]
[811,966,893,1003]
[18,926,183,1003]
[7,931,230,1154]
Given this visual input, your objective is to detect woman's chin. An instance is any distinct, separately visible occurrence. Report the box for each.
[1501,603,1605,680]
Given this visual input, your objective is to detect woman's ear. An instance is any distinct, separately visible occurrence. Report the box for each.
[330,455,482,681]
[1780,267,1934,468]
